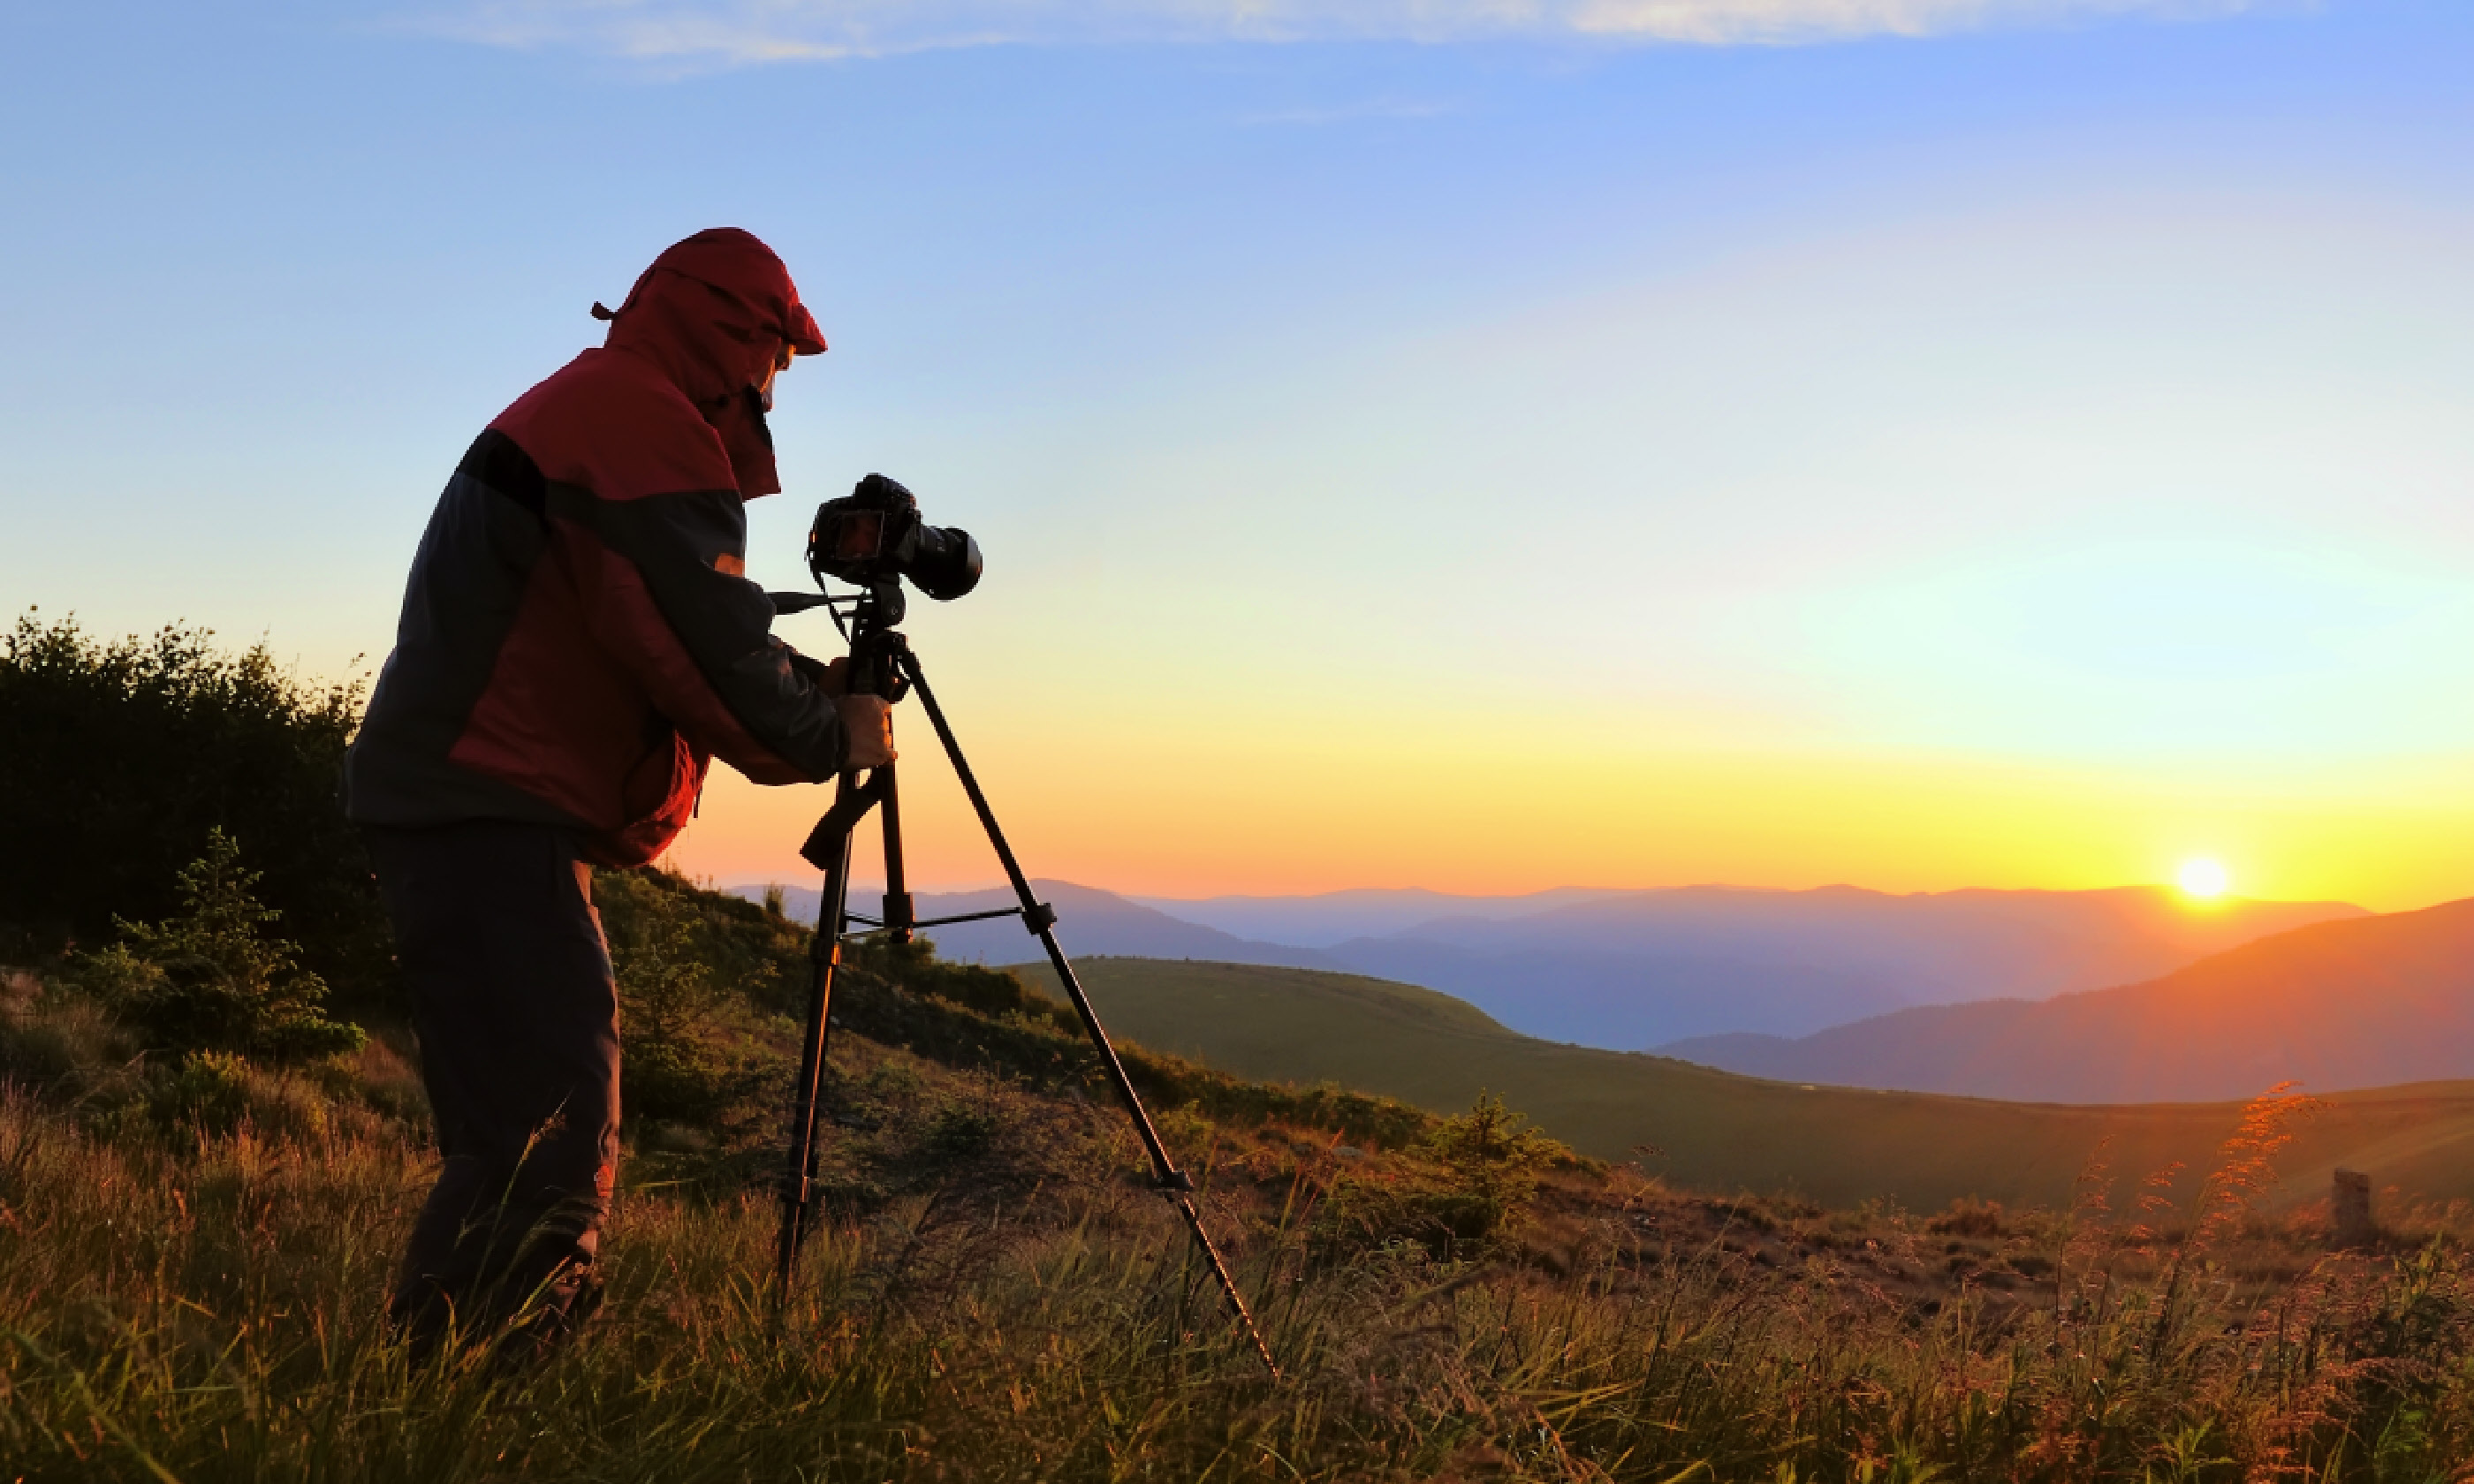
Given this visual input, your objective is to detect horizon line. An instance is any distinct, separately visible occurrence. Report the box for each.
[694,874,2391,909]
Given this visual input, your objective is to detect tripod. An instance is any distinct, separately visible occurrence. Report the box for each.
[770,581,1278,1376]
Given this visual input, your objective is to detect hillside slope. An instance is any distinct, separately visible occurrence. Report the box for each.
[1015,957,2474,1211]
[1658,897,2474,1102]
[1318,884,2367,1047]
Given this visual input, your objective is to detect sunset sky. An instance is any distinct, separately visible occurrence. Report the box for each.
[6,1,2473,908]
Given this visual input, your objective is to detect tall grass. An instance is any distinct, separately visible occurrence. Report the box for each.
[5,1078,2472,1482]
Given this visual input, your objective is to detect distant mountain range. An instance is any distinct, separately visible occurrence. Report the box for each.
[732,878,2364,1049]
[753,880,1341,971]
[1658,897,2474,1102]
[1124,888,1626,948]
[1306,886,2364,1046]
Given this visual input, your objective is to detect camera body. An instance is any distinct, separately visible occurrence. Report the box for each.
[808,474,982,605]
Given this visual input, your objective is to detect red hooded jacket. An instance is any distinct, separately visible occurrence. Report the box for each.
[345,230,846,865]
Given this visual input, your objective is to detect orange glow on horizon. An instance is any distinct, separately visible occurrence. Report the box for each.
[659,715,2474,912]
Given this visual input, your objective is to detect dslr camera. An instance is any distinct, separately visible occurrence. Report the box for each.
[808,474,982,604]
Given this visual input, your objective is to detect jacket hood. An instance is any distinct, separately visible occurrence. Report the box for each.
[594,228,826,497]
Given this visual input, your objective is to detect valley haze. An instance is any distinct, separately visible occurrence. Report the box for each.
[735,877,2365,1051]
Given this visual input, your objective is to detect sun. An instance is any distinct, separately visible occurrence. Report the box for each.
[2178,858,2230,900]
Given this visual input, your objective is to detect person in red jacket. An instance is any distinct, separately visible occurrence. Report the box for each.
[345,228,885,1354]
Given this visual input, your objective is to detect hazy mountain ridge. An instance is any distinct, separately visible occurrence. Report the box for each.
[736,878,2367,1049]
[1658,897,2474,1102]
[1311,885,2365,1046]
[740,879,1342,971]
[1125,887,1627,948]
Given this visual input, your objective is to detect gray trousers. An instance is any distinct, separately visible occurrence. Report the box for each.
[364,821,621,1352]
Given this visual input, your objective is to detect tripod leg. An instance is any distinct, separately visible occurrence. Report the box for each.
[879,762,914,946]
[774,771,868,1303]
[890,644,1279,1376]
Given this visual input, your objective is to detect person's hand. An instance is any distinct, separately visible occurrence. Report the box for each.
[837,693,896,770]
[788,650,849,697]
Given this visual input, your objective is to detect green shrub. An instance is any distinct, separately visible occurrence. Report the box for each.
[72,829,364,1064]
[919,1098,1002,1162]
[601,869,785,1132]
[148,1049,257,1137]
[1314,1094,1565,1260]
[0,612,390,1003]
[862,1061,924,1099]
[1422,1091,1563,1224]
[1926,1197,2012,1238]
[144,1049,346,1142]
[1311,1164,1505,1259]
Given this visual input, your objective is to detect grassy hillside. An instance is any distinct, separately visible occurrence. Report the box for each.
[14,859,2474,1480]
[12,875,2474,1480]
[1017,957,2474,1212]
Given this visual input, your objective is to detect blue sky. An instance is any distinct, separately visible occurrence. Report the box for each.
[6,1,2473,904]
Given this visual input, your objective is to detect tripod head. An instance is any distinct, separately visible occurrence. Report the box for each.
[770,582,910,702]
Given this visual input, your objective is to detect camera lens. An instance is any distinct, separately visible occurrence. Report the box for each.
[907,525,982,602]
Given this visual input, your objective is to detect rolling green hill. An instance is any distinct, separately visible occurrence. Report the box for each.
[1014,957,2474,1212]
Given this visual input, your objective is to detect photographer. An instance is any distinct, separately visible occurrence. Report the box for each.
[344,228,889,1355]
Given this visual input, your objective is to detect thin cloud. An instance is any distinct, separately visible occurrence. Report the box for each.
[1238,97,1464,125]
[417,0,2287,64]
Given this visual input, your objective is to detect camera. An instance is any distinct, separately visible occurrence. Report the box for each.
[808,474,982,602]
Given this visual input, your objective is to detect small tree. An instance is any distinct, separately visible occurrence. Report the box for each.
[76,828,365,1063]
[1423,1092,1564,1239]
[1314,1093,1567,1261]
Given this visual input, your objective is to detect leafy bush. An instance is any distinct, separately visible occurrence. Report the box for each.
[144,1049,354,1142]
[1927,1197,2013,1238]
[1313,1093,1566,1259]
[0,612,391,1003]
[598,868,787,1132]
[918,1098,1003,1162]
[1422,1092,1564,1227]
[72,829,364,1063]
[148,1049,257,1137]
